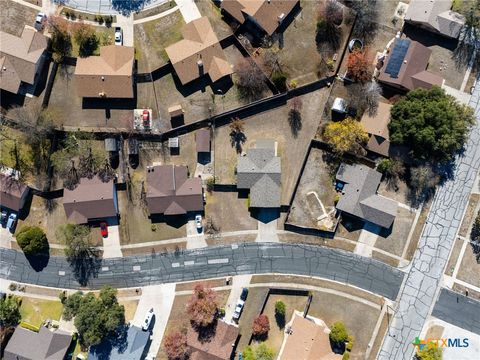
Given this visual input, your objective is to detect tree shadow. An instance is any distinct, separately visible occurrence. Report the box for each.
[68,249,101,286]
[230,130,247,154]
[89,324,129,360]
[275,313,285,329]
[288,108,302,138]
[24,252,50,272]
[111,0,152,16]
[192,319,217,343]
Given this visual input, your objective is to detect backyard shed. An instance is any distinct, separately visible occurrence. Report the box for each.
[168,104,184,118]
[104,138,118,152]
[196,129,211,153]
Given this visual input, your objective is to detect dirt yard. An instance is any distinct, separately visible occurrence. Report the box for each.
[134,10,185,73]
[287,147,337,230]
[205,191,257,232]
[456,242,480,288]
[214,88,330,204]
[49,65,134,130]
[0,0,37,37]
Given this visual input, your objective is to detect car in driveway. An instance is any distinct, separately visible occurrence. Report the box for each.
[100,222,108,238]
[35,12,47,30]
[142,109,150,128]
[240,288,248,301]
[195,214,202,230]
[232,299,245,321]
[6,213,17,233]
[114,27,123,45]
[142,308,154,331]
[1,210,8,227]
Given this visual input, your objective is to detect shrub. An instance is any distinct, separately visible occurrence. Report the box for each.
[151,224,157,232]
[16,226,49,256]
[342,351,350,360]
[271,72,287,92]
[97,16,104,25]
[329,321,348,346]
[8,283,17,291]
[274,301,286,316]
[252,314,270,337]
[20,322,40,332]
[59,291,67,304]
[289,80,298,89]
[206,177,215,192]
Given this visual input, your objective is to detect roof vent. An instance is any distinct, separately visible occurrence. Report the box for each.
[2,66,6,71]
[101,76,105,81]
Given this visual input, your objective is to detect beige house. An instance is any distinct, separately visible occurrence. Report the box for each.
[165,16,232,85]
[0,28,48,94]
[75,45,134,98]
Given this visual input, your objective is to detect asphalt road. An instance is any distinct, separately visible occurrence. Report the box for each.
[432,289,480,336]
[379,78,480,360]
[0,243,404,300]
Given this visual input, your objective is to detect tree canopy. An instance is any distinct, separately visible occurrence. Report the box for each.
[323,117,368,155]
[415,342,443,360]
[242,343,275,360]
[163,331,188,360]
[0,296,21,328]
[329,321,348,346]
[16,226,49,256]
[186,284,219,328]
[388,87,475,163]
[62,286,125,347]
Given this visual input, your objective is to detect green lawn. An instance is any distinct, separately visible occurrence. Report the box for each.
[20,297,64,328]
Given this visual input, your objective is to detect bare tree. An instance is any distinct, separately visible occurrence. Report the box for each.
[204,217,221,239]
[229,117,247,154]
[364,81,382,116]
[79,148,96,179]
[235,58,267,101]
[97,158,116,183]
[317,0,344,51]
[64,160,80,190]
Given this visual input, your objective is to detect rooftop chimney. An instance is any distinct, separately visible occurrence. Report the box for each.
[197,57,204,77]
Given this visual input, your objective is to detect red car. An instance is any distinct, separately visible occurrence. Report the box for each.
[142,110,150,127]
[100,222,108,238]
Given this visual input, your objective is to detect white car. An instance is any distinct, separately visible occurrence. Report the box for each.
[232,299,245,321]
[195,214,202,230]
[35,12,47,30]
[142,308,154,331]
[114,27,123,45]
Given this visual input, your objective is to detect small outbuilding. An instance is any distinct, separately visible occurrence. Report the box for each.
[104,138,118,152]
[196,129,211,153]
[168,104,184,118]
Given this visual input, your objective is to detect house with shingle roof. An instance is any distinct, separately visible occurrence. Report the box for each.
[0,173,30,213]
[88,325,149,360]
[4,326,72,360]
[335,163,398,229]
[221,0,300,36]
[404,0,465,39]
[166,17,233,85]
[378,39,444,92]
[360,102,392,157]
[63,177,118,224]
[74,45,134,98]
[237,139,281,208]
[187,320,239,360]
[0,27,48,94]
[146,165,203,216]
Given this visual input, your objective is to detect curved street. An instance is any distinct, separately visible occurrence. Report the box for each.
[0,243,404,300]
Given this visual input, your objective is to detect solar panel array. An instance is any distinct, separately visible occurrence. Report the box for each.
[384,39,411,79]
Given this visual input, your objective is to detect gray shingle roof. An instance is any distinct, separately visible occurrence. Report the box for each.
[4,326,72,360]
[88,325,149,360]
[237,141,281,208]
[336,163,398,228]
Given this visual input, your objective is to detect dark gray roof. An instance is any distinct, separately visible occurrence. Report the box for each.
[4,326,72,360]
[237,140,281,208]
[88,325,149,360]
[336,163,397,228]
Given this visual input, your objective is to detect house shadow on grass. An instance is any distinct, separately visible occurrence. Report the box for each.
[172,72,234,98]
[250,208,280,224]
[149,214,188,228]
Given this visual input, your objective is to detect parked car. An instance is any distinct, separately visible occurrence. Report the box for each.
[1,210,8,227]
[232,299,245,321]
[35,12,47,30]
[142,110,150,127]
[100,222,108,238]
[6,213,17,232]
[114,27,123,45]
[195,214,202,230]
[240,288,248,301]
[142,308,154,331]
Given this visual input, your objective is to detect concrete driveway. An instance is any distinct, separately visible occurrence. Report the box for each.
[132,283,176,358]
[102,225,122,258]
[224,275,252,323]
[186,219,207,249]
[354,222,381,257]
[176,0,201,23]
[0,227,13,249]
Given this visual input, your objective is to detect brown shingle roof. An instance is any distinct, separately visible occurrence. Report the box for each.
[221,0,299,35]
[187,320,239,360]
[0,174,29,212]
[196,129,211,153]
[165,17,233,85]
[74,45,134,98]
[378,39,443,91]
[146,165,203,215]
[0,27,48,93]
[63,177,117,224]
[278,314,342,360]
[360,102,392,157]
